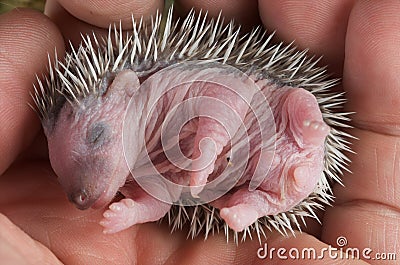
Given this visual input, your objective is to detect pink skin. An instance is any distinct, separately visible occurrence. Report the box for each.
[189,83,251,196]
[217,88,329,231]
[100,182,171,234]
[44,63,329,234]
[44,70,140,209]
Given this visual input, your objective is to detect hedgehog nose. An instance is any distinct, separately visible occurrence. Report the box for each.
[69,189,94,210]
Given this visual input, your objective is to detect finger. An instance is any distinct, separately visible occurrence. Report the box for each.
[323,130,400,261]
[44,0,164,46]
[44,0,106,46]
[0,213,63,265]
[53,0,163,27]
[322,0,400,259]
[0,8,64,175]
[259,0,355,74]
[342,0,400,136]
[174,0,260,30]
[0,160,187,265]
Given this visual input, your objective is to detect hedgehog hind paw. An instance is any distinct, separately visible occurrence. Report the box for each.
[220,205,259,232]
[301,119,330,146]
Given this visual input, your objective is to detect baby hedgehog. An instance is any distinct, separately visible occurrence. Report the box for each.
[32,7,352,243]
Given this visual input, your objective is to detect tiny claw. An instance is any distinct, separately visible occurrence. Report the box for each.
[99,220,110,226]
[99,199,138,234]
[103,211,115,218]
[110,204,122,211]
[102,229,112,234]
[302,119,330,146]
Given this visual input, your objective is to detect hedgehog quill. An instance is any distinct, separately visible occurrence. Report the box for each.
[32,7,353,243]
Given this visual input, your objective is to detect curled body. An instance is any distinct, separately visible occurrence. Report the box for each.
[32,8,352,241]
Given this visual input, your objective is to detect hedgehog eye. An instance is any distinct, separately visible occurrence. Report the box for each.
[87,123,108,146]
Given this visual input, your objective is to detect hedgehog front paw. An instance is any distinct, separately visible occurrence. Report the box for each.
[100,198,136,234]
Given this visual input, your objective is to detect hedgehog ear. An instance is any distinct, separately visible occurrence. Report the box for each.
[107,70,140,98]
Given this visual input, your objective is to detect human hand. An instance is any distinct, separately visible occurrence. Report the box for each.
[0,1,398,264]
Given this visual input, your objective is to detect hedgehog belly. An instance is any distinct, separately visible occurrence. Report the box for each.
[98,61,329,234]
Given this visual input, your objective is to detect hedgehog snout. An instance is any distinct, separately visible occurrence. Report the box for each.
[68,188,93,210]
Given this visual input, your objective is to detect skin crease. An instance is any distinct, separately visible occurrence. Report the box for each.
[0,0,399,264]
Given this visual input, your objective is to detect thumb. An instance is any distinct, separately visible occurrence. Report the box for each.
[0,8,64,175]
[0,213,63,265]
